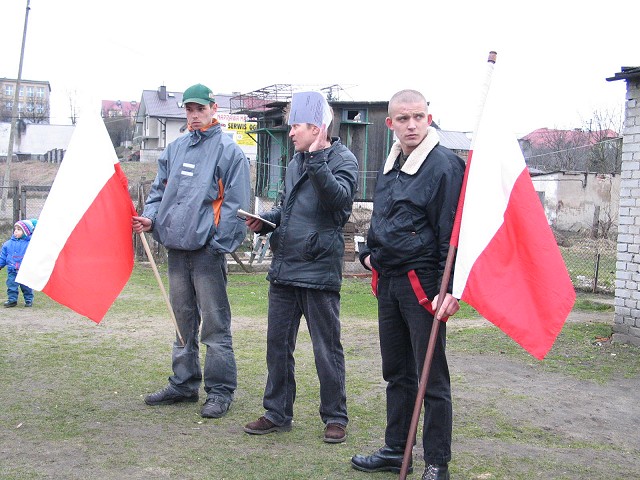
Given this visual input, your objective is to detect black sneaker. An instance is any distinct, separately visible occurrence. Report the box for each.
[4,301,17,308]
[200,396,231,418]
[24,302,33,307]
[144,386,198,406]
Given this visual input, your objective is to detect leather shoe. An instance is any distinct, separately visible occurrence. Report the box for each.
[4,301,17,308]
[351,445,412,473]
[323,423,346,443]
[243,416,292,435]
[422,463,449,480]
[144,386,198,406]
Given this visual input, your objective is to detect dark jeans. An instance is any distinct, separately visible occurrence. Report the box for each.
[166,247,236,402]
[377,273,452,465]
[263,283,348,427]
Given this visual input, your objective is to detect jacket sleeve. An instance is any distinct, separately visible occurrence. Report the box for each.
[428,157,464,292]
[305,148,358,212]
[213,148,251,253]
[0,241,7,268]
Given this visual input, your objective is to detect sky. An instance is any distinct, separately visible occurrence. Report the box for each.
[1,0,638,137]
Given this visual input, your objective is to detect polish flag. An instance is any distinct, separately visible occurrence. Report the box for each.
[451,61,576,360]
[16,103,136,323]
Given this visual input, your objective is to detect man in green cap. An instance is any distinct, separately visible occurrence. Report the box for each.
[133,83,250,419]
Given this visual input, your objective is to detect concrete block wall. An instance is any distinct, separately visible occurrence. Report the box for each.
[614,77,640,346]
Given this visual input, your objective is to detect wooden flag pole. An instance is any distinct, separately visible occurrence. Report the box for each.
[138,232,185,346]
[398,51,497,480]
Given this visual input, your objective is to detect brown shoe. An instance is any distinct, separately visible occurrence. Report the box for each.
[243,416,292,435]
[323,423,347,443]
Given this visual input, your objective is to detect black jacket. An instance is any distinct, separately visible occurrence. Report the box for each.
[360,128,465,298]
[261,138,358,291]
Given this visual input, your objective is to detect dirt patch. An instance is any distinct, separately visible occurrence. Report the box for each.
[1,302,639,479]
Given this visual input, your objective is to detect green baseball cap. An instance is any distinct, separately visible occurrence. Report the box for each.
[182,84,216,106]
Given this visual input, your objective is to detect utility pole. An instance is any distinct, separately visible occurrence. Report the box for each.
[2,0,31,213]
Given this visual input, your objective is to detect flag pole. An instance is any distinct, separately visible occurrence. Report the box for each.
[398,51,498,480]
[138,232,185,346]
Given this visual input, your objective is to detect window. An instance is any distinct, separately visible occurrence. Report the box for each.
[36,87,45,98]
[26,103,34,113]
[18,87,24,98]
[4,85,13,96]
[341,109,366,122]
[26,86,34,97]
[36,104,44,114]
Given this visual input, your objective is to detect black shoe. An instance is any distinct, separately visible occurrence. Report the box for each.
[3,301,17,308]
[144,386,198,406]
[351,445,412,473]
[200,396,231,418]
[422,463,449,480]
[24,302,32,307]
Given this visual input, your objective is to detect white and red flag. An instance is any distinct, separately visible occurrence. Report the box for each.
[16,103,136,323]
[451,60,576,360]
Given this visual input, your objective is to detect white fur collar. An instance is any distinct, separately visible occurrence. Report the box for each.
[383,126,440,175]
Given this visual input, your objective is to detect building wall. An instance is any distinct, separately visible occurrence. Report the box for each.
[0,78,51,124]
[614,76,640,347]
[532,172,620,234]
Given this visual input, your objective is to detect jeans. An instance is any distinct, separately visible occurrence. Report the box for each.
[263,283,348,427]
[7,270,34,304]
[377,273,452,465]
[166,247,236,402]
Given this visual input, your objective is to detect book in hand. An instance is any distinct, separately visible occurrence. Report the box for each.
[237,209,276,228]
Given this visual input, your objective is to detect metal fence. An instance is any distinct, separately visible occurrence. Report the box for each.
[1,182,617,295]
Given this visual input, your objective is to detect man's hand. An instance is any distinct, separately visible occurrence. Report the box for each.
[245,217,263,233]
[309,124,328,153]
[132,216,152,234]
[431,293,460,321]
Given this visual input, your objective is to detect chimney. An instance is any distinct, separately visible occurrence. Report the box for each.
[158,85,167,100]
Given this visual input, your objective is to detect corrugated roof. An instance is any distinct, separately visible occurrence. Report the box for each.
[437,129,471,151]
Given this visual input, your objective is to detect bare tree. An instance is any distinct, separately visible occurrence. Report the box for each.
[66,89,79,125]
[522,109,623,173]
[584,109,623,174]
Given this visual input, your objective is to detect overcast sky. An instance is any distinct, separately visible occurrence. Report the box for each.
[1,0,637,137]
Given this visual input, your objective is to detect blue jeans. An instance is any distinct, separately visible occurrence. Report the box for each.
[263,283,348,427]
[377,273,452,465]
[166,247,236,402]
[7,270,34,304]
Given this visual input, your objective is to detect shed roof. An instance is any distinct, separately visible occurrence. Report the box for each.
[606,66,640,82]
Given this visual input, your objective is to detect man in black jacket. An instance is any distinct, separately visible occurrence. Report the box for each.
[243,91,358,444]
[351,89,464,480]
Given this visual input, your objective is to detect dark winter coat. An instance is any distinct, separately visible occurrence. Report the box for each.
[260,138,358,292]
[360,127,465,298]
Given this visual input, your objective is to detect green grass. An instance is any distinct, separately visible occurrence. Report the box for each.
[0,264,637,480]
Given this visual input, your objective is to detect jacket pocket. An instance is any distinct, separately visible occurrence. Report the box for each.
[302,230,337,262]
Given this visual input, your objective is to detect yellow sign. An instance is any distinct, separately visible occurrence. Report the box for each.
[217,113,257,146]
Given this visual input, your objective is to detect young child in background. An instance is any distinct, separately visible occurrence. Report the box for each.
[0,219,35,307]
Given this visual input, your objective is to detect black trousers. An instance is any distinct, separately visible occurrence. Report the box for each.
[376,273,452,465]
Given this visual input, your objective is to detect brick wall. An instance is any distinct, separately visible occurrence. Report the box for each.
[614,76,640,346]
